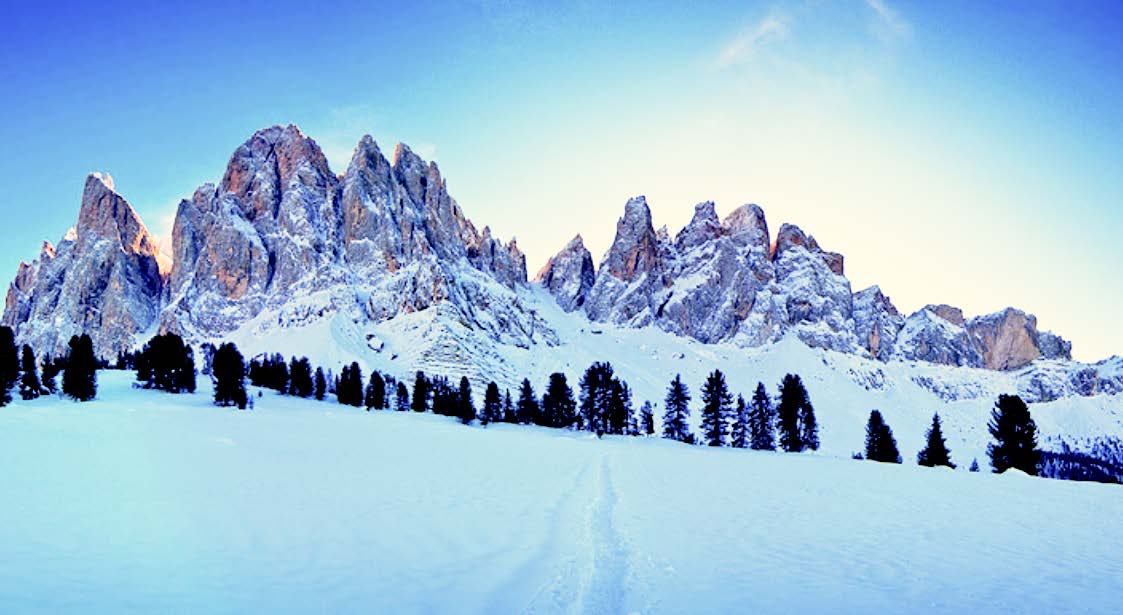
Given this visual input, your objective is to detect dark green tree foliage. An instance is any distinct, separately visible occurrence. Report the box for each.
[314,367,327,401]
[429,376,458,416]
[40,356,60,393]
[516,378,540,425]
[988,394,1040,475]
[917,413,955,468]
[0,327,19,406]
[212,342,247,409]
[365,372,386,410]
[62,334,98,402]
[481,381,502,425]
[457,377,475,425]
[135,333,196,393]
[19,345,41,400]
[580,362,622,434]
[639,401,655,436]
[730,395,749,449]
[288,357,314,398]
[606,378,634,435]
[541,372,577,428]
[248,354,289,392]
[662,374,692,443]
[199,343,217,376]
[337,362,364,407]
[969,458,980,472]
[777,374,816,452]
[864,410,902,463]
[411,371,430,413]
[503,390,515,424]
[699,370,733,446]
[395,381,409,411]
[749,382,776,451]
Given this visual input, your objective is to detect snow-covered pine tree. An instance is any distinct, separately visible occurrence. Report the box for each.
[988,394,1040,475]
[579,362,615,434]
[731,394,749,448]
[969,458,980,472]
[700,370,733,447]
[749,382,776,451]
[662,374,692,443]
[395,381,409,412]
[917,412,955,468]
[18,345,40,401]
[639,401,655,436]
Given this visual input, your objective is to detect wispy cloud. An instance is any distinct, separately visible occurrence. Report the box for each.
[716,13,790,68]
[864,0,911,42]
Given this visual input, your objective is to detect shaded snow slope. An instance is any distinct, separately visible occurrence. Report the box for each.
[1,373,1120,613]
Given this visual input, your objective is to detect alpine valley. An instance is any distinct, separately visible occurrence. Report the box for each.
[5,125,1122,462]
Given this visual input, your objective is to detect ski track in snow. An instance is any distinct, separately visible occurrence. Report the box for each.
[578,455,628,615]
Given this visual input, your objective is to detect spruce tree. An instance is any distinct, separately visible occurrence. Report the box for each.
[516,378,539,425]
[662,374,692,443]
[40,356,59,394]
[457,376,476,425]
[776,374,806,452]
[639,401,655,435]
[800,392,820,451]
[541,372,577,428]
[337,362,363,407]
[365,372,386,410]
[605,378,634,435]
[917,412,955,468]
[314,367,327,401]
[579,362,615,434]
[136,333,195,393]
[700,370,733,446]
[864,410,902,463]
[395,381,409,411]
[503,390,515,424]
[482,381,502,425]
[731,395,749,449]
[748,382,776,451]
[969,458,980,472]
[987,394,1040,475]
[288,357,314,398]
[212,342,247,409]
[0,326,17,406]
[61,334,98,402]
[411,371,429,413]
[19,345,41,401]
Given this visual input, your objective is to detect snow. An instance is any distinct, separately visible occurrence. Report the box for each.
[1,372,1120,613]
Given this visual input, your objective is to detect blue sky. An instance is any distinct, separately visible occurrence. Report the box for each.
[2,0,1121,360]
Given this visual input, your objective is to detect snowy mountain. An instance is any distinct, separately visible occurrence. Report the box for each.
[4,124,1122,421]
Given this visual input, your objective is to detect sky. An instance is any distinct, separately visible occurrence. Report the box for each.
[1,0,1121,361]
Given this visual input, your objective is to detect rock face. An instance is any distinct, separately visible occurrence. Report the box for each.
[2,174,163,358]
[853,286,904,361]
[535,235,595,312]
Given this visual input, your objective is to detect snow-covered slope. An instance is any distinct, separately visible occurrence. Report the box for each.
[1,373,1120,613]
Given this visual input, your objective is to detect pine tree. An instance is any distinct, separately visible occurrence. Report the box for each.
[969,458,980,472]
[579,362,615,434]
[541,372,577,428]
[365,372,386,410]
[135,333,195,393]
[337,362,363,407]
[288,357,314,398]
[987,394,1040,475]
[516,378,539,425]
[411,371,429,413]
[0,326,17,406]
[40,356,59,393]
[662,374,692,443]
[457,376,476,425]
[395,381,409,411]
[748,382,776,451]
[482,381,502,425]
[800,393,820,451]
[18,345,41,401]
[314,367,327,401]
[864,410,902,463]
[699,370,733,447]
[61,334,98,402]
[212,342,247,409]
[606,379,634,436]
[917,412,955,468]
[731,395,749,448]
[639,401,655,436]
[503,390,515,424]
[776,374,806,452]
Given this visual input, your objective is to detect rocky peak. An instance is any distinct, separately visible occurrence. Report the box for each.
[675,201,722,251]
[536,234,596,312]
[601,196,662,282]
[966,308,1072,370]
[722,204,770,249]
[924,304,966,327]
[773,223,844,275]
[220,124,336,221]
[853,285,904,360]
[77,173,160,258]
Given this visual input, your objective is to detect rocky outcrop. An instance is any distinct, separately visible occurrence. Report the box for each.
[2,174,163,358]
[853,286,904,361]
[535,235,595,312]
[966,308,1071,370]
[583,196,667,326]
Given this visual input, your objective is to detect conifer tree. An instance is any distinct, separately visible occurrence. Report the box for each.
[337,362,363,407]
[662,374,692,443]
[503,390,515,424]
[411,371,430,413]
[18,345,41,401]
[987,394,1040,475]
[700,370,733,446]
[482,381,502,425]
[135,333,195,393]
[579,362,615,433]
[917,412,955,468]
[395,381,409,412]
[541,372,577,428]
[606,379,634,435]
[365,372,386,410]
[212,342,247,409]
[457,376,475,425]
[748,382,776,451]
[0,326,17,406]
[969,458,980,472]
[288,357,314,398]
[62,334,98,402]
[314,367,327,401]
[800,393,820,451]
[40,356,59,393]
[639,401,655,435]
[516,378,539,425]
[864,410,902,463]
[776,374,806,452]
[730,394,749,448]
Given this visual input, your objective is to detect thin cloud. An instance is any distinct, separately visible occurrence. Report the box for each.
[717,14,790,68]
[864,0,911,41]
